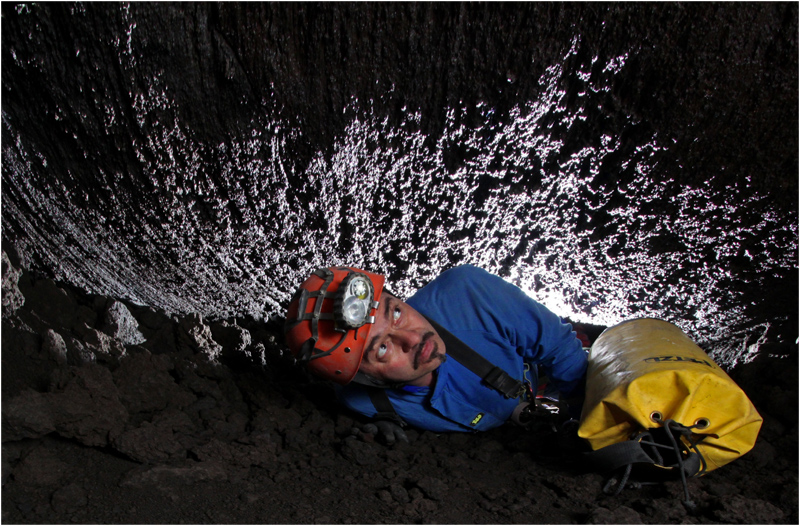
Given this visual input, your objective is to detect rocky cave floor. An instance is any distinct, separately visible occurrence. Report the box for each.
[1,250,797,524]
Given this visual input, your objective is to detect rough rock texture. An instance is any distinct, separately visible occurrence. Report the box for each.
[2,250,24,317]
[100,299,146,346]
[1,253,796,524]
[1,3,797,369]
[3,365,129,447]
[0,3,797,523]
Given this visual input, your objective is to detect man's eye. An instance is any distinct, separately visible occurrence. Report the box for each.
[377,344,387,359]
[393,307,401,321]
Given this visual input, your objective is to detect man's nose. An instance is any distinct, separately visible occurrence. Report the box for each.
[392,328,420,352]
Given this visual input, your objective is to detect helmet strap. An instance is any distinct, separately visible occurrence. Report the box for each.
[352,370,406,390]
[306,332,346,361]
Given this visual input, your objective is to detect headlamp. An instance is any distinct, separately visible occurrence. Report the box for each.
[333,272,378,331]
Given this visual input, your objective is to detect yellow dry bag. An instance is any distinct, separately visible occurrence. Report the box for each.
[578,318,762,478]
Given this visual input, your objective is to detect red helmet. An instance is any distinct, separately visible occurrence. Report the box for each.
[284,266,385,385]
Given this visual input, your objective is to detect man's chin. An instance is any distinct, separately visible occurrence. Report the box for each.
[418,351,446,374]
[406,361,443,387]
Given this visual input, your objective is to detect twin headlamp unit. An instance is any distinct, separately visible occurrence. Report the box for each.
[332,271,379,332]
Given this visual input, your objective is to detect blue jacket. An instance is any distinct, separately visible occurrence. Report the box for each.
[336,265,587,432]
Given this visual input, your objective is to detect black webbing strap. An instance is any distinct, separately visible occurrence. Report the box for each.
[362,317,525,427]
[424,316,525,399]
[586,425,703,505]
[586,440,666,473]
[585,429,702,477]
[366,388,407,427]
[586,427,704,509]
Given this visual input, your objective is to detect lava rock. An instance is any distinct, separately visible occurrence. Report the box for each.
[713,495,785,523]
[2,389,54,440]
[387,482,410,504]
[78,326,127,365]
[101,299,146,346]
[11,446,70,486]
[2,251,25,317]
[210,319,251,357]
[111,409,196,463]
[51,483,88,513]
[22,279,96,334]
[178,314,223,361]
[4,365,128,447]
[42,329,68,365]
[586,505,643,524]
[2,321,53,397]
[746,439,777,468]
[65,338,97,366]
[190,435,277,473]
[415,476,449,501]
[141,321,178,355]
[340,437,382,466]
[112,352,195,415]
[119,460,228,488]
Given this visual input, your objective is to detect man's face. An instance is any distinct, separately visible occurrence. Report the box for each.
[358,292,447,387]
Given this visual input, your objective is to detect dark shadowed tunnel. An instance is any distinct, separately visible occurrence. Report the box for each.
[1,3,798,524]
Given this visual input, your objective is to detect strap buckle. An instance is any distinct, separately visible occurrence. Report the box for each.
[522,363,535,401]
[484,366,524,399]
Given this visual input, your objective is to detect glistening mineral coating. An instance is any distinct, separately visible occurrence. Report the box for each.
[2,11,795,370]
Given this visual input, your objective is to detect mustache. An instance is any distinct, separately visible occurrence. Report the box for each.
[412,331,440,370]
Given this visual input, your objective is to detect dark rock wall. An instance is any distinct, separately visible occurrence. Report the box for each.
[1,5,798,523]
[2,3,797,365]
[1,255,797,524]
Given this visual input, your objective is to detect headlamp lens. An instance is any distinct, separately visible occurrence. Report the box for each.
[349,278,369,300]
[334,273,375,330]
[342,295,368,326]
